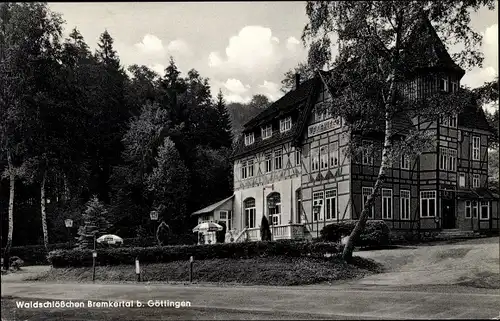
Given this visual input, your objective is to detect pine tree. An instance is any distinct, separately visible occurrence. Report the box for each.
[215,90,233,149]
[95,29,120,69]
[77,196,110,249]
[260,216,271,241]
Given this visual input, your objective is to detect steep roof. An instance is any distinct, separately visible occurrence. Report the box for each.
[404,15,465,78]
[459,103,495,133]
[231,76,319,159]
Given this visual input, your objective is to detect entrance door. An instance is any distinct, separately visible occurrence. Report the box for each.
[441,198,456,229]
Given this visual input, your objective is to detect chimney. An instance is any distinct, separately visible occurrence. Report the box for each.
[295,73,301,90]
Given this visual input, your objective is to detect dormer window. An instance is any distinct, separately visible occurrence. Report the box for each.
[261,124,272,140]
[280,117,292,133]
[439,77,449,92]
[244,132,254,146]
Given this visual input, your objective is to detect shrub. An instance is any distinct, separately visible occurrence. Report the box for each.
[48,240,342,268]
[9,256,24,270]
[260,216,271,241]
[320,220,391,248]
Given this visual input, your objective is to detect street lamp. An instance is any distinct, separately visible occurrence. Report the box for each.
[150,210,159,243]
[64,219,73,246]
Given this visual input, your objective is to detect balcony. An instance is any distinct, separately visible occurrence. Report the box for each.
[242,224,305,242]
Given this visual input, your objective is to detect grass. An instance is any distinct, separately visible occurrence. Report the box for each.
[29,256,383,286]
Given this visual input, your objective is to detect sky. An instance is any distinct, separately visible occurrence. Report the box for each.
[49,2,498,109]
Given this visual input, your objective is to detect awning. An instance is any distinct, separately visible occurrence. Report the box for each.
[191,195,234,216]
[457,188,499,200]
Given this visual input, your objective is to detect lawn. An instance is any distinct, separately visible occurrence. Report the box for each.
[29,256,383,286]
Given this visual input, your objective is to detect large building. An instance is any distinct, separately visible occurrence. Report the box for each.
[191,18,499,244]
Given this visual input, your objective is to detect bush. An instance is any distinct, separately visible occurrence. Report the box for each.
[320,220,391,248]
[9,256,24,270]
[48,240,342,268]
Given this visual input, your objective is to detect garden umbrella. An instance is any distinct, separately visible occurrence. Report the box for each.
[96,234,124,245]
[192,222,223,233]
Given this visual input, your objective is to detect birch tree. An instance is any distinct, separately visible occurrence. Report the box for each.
[302,0,495,261]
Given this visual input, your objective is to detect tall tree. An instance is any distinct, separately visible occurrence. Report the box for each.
[1,2,66,255]
[214,90,234,149]
[302,0,495,261]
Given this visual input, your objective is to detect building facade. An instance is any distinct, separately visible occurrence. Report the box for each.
[191,18,499,244]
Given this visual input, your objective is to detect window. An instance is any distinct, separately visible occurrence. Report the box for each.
[261,125,272,140]
[241,161,248,179]
[472,174,480,188]
[439,148,457,171]
[311,148,320,171]
[325,189,337,220]
[264,151,272,172]
[382,189,393,219]
[449,114,458,127]
[420,191,436,217]
[314,103,327,122]
[362,141,373,165]
[401,155,410,170]
[400,190,411,220]
[274,148,283,170]
[295,149,301,167]
[329,142,339,167]
[465,201,471,218]
[480,201,489,220]
[472,201,478,218]
[280,117,292,133]
[441,114,458,127]
[244,198,256,228]
[296,189,302,223]
[472,136,480,160]
[312,192,324,221]
[320,146,328,170]
[247,158,254,177]
[459,173,466,187]
[362,187,374,219]
[451,81,458,93]
[267,193,281,226]
[244,132,254,146]
[219,211,227,220]
[439,77,449,92]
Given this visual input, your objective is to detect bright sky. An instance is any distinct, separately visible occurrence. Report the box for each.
[49,2,498,108]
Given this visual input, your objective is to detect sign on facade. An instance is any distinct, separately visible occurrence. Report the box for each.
[308,118,341,137]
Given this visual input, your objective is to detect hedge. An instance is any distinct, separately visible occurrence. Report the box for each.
[48,240,342,268]
[1,243,71,266]
[2,234,198,266]
[320,220,391,248]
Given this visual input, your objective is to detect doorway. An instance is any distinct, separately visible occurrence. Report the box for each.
[441,197,456,229]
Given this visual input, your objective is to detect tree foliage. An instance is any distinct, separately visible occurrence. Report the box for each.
[77,196,110,249]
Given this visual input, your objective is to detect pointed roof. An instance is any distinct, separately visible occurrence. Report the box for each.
[404,14,465,78]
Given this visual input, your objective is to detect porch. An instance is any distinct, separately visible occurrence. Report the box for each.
[234,223,305,242]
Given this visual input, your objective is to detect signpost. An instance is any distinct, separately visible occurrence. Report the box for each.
[92,251,97,282]
[189,256,194,283]
[135,257,141,282]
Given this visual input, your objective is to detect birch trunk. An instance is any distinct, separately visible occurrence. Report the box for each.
[40,170,49,251]
[3,151,15,270]
[342,69,396,261]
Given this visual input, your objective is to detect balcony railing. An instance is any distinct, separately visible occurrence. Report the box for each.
[242,224,305,242]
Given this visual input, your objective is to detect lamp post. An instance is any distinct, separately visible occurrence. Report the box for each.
[150,210,159,243]
[64,219,73,247]
[313,205,321,238]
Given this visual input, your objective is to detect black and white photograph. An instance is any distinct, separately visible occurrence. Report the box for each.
[1,1,499,320]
